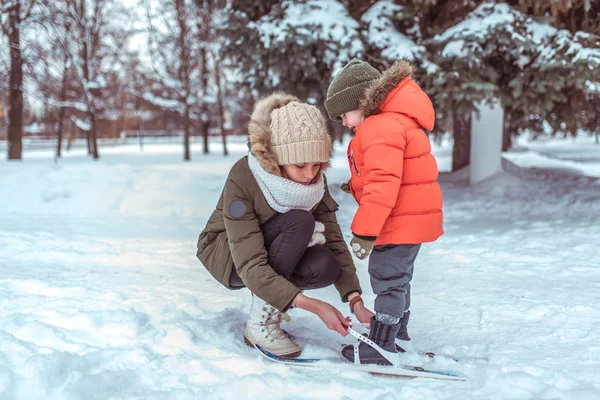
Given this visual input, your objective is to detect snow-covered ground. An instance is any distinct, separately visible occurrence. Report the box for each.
[506,135,600,178]
[1,136,599,399]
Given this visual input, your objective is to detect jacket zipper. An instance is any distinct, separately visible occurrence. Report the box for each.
[348,149,360,177]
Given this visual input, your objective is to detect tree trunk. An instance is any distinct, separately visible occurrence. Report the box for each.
[176,0,192,161]
[452,113,471,172]
[89,111,99,159]
[214,56,227,156]
[67,120,74,150]
[79,0,99,160]
[331,121,344,144]
[7,2,23,160]
[196,0,212,155]
[86,128,92,154]
[55,43,71,159]
[183,103,191,161]
[502,112,513,152]
[199,49,210,154]
[56,109,65,158]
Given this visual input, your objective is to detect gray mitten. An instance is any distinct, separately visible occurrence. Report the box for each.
[340,181,351,194]
[349,235,375,260]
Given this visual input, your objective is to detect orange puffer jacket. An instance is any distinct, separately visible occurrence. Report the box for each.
[347,61,443,245]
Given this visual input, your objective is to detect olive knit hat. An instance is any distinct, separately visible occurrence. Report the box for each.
[325,58,381,120]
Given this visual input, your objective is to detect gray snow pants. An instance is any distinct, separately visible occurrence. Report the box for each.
[369,243,421,319]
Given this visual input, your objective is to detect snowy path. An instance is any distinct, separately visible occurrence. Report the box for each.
[1,139,599,399]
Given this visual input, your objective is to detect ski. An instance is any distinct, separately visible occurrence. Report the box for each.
[349,324,485,363]
[409,349,487,363]
[394,340,482,363]
[255,344,466,381]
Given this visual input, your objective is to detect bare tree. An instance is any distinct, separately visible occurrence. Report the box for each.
[28,22,73,157]
[213,52,227,156]
[1,0,39,160]
[195,0,212,155]
[144,0,210,161]
[54,22,71,158]
[67,0,102,159]
[175,0,192,161]
[37,0,133,160]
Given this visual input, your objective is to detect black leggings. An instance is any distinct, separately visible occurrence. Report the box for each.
[229,210,340,290]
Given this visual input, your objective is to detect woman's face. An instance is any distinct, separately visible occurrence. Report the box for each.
[281,162,321,185]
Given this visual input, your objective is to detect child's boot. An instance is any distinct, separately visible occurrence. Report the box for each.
[341,316,400,365]
[395,310,414,352]
[244,295,302,357]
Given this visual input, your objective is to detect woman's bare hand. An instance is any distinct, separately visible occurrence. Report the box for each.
[293,293,350,336]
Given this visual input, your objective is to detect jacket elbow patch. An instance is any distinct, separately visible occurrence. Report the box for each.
[229,200,247,219]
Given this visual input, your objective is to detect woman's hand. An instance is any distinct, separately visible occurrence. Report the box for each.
[293,293,350,336]
[314,301,351,336]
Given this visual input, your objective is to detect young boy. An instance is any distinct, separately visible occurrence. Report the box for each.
[325,59,444,365]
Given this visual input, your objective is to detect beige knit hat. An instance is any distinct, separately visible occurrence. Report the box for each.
[325,58,381,120]
[270,102,331,166]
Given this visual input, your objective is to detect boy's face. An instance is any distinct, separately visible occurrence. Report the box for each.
[341,110,364,132]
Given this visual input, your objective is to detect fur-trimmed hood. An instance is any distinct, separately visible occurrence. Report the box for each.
[248,92,332,177]
[360,60,435,131]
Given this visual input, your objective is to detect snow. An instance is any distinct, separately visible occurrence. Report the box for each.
[71,117,91,132]
[431,2,528,64]
[250,0,364,68]
[361,1,425,61]
[86,76,108,90]
[141,92,183,112]
[508,134,600,178]
[45,99,89,113]
[252,0,358,45]
[431,1,600,76]
[1,136,600,399]
[536,29,600,67]
[586,80,600,96]
[433,3,519,43]
[527,20,558,44]
[441,40,477,58]
[504,151,600,178]
[24,122,43,134]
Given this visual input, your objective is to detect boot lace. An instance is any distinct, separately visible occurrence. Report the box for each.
[260,305,291,342]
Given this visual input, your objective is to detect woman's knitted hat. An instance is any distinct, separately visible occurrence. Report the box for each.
[270,102,331,166]
[325,58,381,120]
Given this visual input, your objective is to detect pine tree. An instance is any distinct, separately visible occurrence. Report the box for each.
[220,0,364,113]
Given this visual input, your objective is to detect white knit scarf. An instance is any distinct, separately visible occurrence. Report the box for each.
[247,152,325,213]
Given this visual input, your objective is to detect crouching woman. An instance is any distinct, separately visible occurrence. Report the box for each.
[197,93,372,357]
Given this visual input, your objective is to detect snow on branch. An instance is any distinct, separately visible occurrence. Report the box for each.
[433,3,520,44]
[46,98,89,112]
[361,0,425,61]
[71,116,91,131]
[141,92,183,112]
[1,0,17,14]
[432,2,600,69]
[535,29,600,67]
[249,0,363,65]
[86,76,107,90]
[586,80,600,98]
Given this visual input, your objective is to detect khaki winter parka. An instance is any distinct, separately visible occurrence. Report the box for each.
[197,94,361,312]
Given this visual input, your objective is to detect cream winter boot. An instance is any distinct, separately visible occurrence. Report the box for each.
[243,295,302,358]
